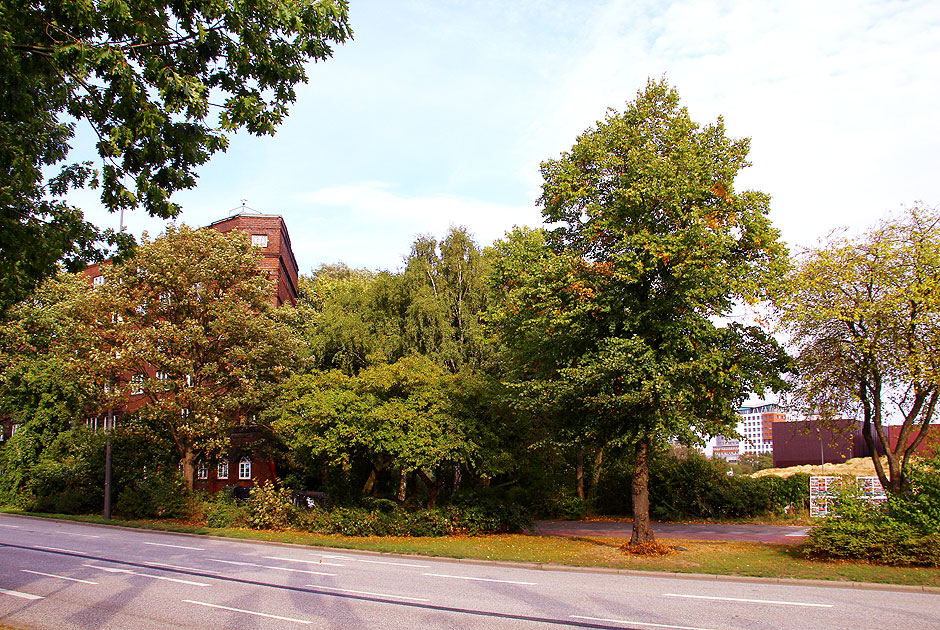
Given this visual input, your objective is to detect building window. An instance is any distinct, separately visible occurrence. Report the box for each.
[181,408,190,418]
[10,424,20,437]
[93,275,105,286]
[197,462,208,480]
[238,457,252,480]
[251,234,268,248]
[130,374,144,394]
[217,461,229,480]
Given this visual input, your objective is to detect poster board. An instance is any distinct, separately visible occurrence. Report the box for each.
[809,476,839,518]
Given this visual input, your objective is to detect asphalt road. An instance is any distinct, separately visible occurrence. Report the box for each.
[1,514,938,630]
[534,521,812,544]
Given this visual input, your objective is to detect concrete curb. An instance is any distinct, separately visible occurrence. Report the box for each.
[3,511,938,595]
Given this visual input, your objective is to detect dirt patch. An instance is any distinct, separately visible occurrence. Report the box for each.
[751,456,883,478]
[620,541,674,556]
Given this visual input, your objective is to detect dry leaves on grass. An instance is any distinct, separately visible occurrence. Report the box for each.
[620,542,674,556]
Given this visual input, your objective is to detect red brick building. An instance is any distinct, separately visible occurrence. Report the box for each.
[206,213,299,307]
[80,212,300,492]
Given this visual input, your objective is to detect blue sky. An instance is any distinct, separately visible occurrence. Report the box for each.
[79,0,940,277]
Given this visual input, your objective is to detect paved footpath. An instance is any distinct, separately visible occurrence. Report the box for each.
[535,520,811,544]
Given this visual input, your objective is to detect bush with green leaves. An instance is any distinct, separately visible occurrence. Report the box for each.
[247,481,296,530]
[202,493,250,528]
[803,458,940,566]
[115,469,193,520]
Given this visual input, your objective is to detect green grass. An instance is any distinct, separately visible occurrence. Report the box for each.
[3,508,938,587]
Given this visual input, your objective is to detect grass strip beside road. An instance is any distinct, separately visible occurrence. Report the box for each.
[3,509,938,588]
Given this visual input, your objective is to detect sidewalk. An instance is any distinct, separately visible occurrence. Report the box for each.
[534,520,811,544]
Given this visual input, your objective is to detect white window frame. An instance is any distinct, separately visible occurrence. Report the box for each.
[238,457,252,480]
[217,461,229,480]
[196,462,208,480]
[130,374,144,395]
[93,275,105,286]
[251,234,268,248]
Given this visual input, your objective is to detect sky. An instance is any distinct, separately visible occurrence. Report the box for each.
[79,0,940,279]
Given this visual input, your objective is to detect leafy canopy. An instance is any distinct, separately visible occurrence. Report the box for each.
[776,205,940,494]
[490,79,791,542]
[100,224,297,486]
[0,0,352,310]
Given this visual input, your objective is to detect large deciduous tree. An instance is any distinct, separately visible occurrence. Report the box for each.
[491,80,790,544]
[102,225,295,487]
[776,206,940,495]
[0,0,352,311]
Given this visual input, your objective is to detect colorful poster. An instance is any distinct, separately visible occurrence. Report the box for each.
[809,476,839,518]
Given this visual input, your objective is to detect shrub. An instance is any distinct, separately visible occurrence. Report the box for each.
[292,501,531,537]
[203,493,249,528]
[247,481,296,530]
[115,469,192,520]
[803,461,940,566]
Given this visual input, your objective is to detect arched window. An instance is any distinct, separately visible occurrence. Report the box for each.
[196,462,208,480]
[217,461,229,480]
[238,457,252,480]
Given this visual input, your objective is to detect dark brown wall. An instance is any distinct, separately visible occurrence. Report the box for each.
[772,420,866,468]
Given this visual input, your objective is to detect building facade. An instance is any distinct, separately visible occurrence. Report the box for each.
[737,404,787,456]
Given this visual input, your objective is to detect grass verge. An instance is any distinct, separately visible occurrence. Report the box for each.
[3,509,938,587]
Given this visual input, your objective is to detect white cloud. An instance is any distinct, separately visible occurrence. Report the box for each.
[292,181,543,272]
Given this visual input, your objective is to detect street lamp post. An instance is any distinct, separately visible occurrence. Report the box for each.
[104,410,112,519]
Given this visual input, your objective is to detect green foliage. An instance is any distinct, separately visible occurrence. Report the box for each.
[271,354,486,505]
[247,480,296,530]
[203,494,249,529]
[1,428,105,513]
[0,0,352,310]
[803,458,940,566]
[776,206,940,494]
[489,79,791,542]
[102,225,297,487]
[592,451,809,521]
[293,502,530,537]
[115,469,192,520]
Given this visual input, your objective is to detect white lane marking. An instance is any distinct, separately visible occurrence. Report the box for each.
[0,588,43,600]
[184,600,311,624]
[82,564,210,587]
[662,593,833,608]
[422,572,535,585]
[34,546,88,555]
[58,532,99,538]
[143,541,204,551]
[0,523,20,528]
[263,556,344,567]
[571,616,716,630]
[320,554,430,568]
[144,561,209,572]
[305,584,430,602]
[205,558,337,576]
[21,569,98,585]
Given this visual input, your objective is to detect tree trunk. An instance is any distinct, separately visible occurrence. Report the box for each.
[630,439,654,545]
[397,470,408,502]
[182,446,196,489]
[416,469,442,507]
[362,467,377,495]
[576,450,585,499]
[589,447,605,499]
[453,463,463,493]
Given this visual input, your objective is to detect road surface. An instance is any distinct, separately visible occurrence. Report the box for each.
[1,514,937,630]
